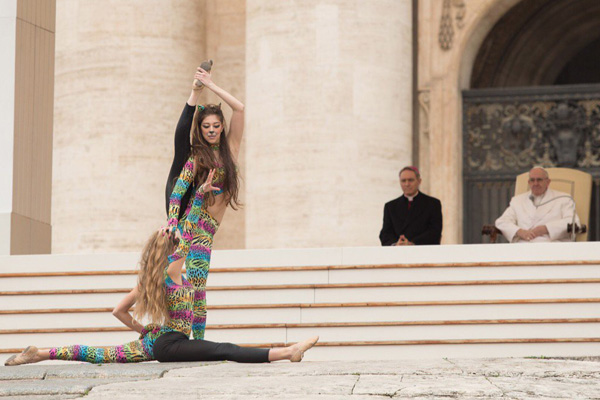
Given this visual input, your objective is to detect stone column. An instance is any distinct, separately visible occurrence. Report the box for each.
[52,0,206,253]
[245,0,413,248]
[0,0,55,255]
[418,0,522,244]
[204,0,247,250]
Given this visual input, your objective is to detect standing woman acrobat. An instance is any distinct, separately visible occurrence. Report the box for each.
[163,65,244,342]
[5,231,319,366]
[5,64,318,367]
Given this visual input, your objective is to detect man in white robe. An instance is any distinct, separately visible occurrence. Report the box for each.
[495,167,580,243]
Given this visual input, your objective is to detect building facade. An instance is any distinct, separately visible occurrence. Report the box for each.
[2,0,598,254]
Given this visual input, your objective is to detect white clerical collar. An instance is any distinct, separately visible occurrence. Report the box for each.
[529,190,548,206]
[405,192,419,202]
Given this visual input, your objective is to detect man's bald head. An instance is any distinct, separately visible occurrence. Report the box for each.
[530,167,549,179]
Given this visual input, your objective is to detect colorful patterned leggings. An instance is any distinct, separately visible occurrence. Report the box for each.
[49,330,161,364]
[169,207,219,341]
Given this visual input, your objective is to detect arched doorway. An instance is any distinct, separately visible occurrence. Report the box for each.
[462,0,600,243]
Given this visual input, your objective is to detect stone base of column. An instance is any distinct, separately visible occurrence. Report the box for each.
[4,212,52,255]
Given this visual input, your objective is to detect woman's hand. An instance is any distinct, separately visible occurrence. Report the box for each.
[189,67,207,101]
[160,226,181,241]
[200,169,220,193]
[195,67,215,89]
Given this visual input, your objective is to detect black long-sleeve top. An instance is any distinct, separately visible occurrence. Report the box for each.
[165,104,196,220]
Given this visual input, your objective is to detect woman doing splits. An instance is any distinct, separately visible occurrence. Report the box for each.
[163,65,242,342]
[5,231,318,366]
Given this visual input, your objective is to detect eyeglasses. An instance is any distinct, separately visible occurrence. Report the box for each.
[528,178,548,183]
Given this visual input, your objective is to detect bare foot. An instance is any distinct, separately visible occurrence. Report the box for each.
[290,336,319,362]
[4,346,39,366]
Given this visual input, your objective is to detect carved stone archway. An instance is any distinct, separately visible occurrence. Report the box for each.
[471,0,600,88]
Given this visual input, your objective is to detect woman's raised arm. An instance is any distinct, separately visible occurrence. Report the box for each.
[195,68,245,160]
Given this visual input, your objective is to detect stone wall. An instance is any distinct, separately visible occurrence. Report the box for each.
[245,0,413,248]
[0,0,55,255]
[204,0,246,250]
[50,0,598,250]
[52,0,413,253]
[52,0,207,253]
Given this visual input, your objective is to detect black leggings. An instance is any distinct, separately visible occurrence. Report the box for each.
[153,332,270,363]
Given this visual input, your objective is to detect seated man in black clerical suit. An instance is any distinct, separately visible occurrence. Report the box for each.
[379,166,443,246]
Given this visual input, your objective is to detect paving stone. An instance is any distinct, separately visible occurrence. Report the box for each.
[397,374,503,398]
[1,358,598,399]
[0,361,205,380]
[43,361,201,379]
[0,365,48,380]
[0,377,149,397]
[87,395,391,400]
[351,374,404,396]
[85,374,359,397]
[5,396,81,400]
[446,357,600,379]
[550,356,600,362]
[167,359,460,378]
[489,376,600,399]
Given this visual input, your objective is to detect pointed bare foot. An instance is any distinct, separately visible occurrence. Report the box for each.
[290,336,319,362]
[4,346,39,366]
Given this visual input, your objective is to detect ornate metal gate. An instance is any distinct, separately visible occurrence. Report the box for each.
[462,84,600,243]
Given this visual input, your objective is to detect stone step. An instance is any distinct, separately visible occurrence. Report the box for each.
[1,246,599,363]
[302,340,600,361]
[2,339,600,365]
[0,300,599,329]
[1,244,599,274]
[2,263,600,290]
[2,280,599,310]
[2,320,600,350]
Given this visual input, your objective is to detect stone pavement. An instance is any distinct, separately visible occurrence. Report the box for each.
[1,358,599,399]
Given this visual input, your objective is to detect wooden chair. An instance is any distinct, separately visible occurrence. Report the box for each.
[482,168,592,242]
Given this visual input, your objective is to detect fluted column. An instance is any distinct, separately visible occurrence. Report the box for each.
[245,0,413,248]
[0,0,55,255]
[52,0,206,253]
[204,0,246,250]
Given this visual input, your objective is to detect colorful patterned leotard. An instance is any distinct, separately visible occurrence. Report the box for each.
[158,267,195,337]
[48,263,196,363]
[167,156,225,340]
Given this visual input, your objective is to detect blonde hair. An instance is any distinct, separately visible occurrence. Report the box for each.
[133,231,179,325]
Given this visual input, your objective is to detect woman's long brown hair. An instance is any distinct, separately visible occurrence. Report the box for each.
[190,104,241,209]
[134,231,179,325]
